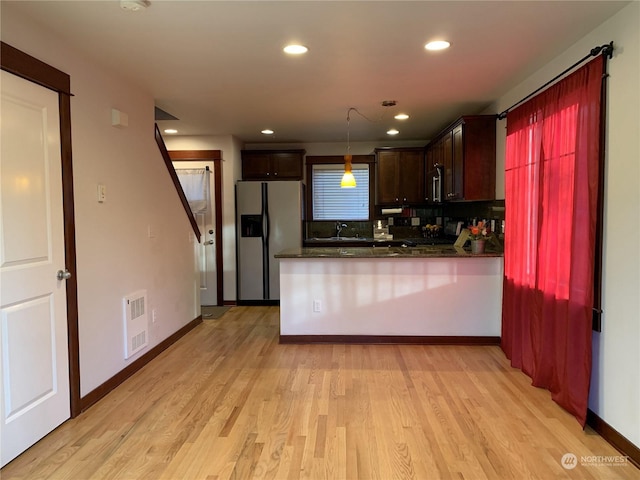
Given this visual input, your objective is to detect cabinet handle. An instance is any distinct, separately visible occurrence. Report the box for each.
[266,172,270,176]
[274,172,278,176]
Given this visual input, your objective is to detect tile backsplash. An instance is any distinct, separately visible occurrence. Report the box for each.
[305,200,505,240]
[305,221,372,239]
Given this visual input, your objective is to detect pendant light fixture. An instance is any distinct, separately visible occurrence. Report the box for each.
[341,108,357,188]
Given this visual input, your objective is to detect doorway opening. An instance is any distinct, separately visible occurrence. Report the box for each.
[170,151,223,307]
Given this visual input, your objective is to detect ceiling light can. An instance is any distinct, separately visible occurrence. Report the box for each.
[283,45,308,55]
[394,113,409,120]
[261,129,274,135]
[425,40,451,51]
[387,129,400,136]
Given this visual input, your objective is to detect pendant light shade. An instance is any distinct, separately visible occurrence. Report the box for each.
[341,154,356,188]
[341,108,357,188]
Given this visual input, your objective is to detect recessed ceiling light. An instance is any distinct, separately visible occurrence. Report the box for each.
[425,40,450,51]
[283,44,308,55]
[164,129,178,134]
[387,129,400,136]
[261,129,275,135]
[394,113,409,120]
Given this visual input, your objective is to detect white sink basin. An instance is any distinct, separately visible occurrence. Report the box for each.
[309,236,369,241]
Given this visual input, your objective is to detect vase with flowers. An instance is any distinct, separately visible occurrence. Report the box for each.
[468,221,490,254]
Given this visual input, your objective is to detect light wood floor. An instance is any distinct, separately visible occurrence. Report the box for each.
[2,306,637,479]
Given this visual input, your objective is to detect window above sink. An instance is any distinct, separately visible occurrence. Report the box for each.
[312,164,370,220]
[305,154,375,222]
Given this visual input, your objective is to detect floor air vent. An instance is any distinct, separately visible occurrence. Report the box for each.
[123,290,149,359]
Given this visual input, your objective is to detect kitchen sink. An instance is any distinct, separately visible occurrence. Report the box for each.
[309,236,371,242]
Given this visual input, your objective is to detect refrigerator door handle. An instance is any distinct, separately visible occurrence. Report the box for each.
[261,183,270,299]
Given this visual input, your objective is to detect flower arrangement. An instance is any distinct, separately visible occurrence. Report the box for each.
[468,221,490,241]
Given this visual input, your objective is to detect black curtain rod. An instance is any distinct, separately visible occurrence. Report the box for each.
[497,42,614,120]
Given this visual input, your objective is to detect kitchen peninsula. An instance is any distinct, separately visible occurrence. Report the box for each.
[276,246,503,344]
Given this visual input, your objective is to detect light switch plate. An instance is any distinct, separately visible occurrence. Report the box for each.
[411,217,420,226]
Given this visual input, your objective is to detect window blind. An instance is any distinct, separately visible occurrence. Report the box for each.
[312,164,369,220]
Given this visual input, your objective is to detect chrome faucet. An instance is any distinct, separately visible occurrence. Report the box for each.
[336,222,347,238]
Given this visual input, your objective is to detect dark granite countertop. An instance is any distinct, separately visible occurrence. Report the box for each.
[275,245,503,259]
[302,236,456,247]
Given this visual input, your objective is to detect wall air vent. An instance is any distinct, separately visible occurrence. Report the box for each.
[123,290,149,359]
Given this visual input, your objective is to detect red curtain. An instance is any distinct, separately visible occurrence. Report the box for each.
[502,57,604,426]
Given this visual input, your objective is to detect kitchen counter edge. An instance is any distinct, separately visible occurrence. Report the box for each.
[275,246,503,259]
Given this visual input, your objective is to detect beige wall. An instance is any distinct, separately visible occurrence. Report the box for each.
[1,6,200,396]
[488,2,640,447]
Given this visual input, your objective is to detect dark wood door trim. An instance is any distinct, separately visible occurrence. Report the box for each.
[1,41,81,417]
[169,151,224,306]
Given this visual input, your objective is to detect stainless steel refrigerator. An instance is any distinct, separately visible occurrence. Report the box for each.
[236,181,304,304]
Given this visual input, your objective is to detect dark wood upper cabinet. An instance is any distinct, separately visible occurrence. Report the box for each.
[425,115,496,201]
[375,147,425,205]
[241,149,305,180]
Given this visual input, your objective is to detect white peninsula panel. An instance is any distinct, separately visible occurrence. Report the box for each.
[279,256,503,339]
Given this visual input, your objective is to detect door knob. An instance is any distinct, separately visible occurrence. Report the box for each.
[206,240,214,245]
[57,269,72,280]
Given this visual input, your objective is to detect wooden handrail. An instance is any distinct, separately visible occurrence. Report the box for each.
[154,124,201,242]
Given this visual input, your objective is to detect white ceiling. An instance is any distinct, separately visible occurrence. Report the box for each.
[3,1,629,144]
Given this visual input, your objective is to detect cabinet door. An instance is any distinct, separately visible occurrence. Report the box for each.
[460,116,496,200]
[451,124,464,200]
[242,153,271,180]
[376,151,400,204]
[398,150,424,203]
[441,132,454,200]
[271,152,302,179]
[425,148,436,203]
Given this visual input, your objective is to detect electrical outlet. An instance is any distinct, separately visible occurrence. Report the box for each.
[152,309,157,323]
[313,300,321,312]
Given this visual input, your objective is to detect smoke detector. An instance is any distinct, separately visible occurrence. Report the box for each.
[120,0,150,12]
[381,100,397,107]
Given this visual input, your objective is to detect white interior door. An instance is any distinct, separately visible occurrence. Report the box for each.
[173,161,218,306]
[0,70,71,466]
